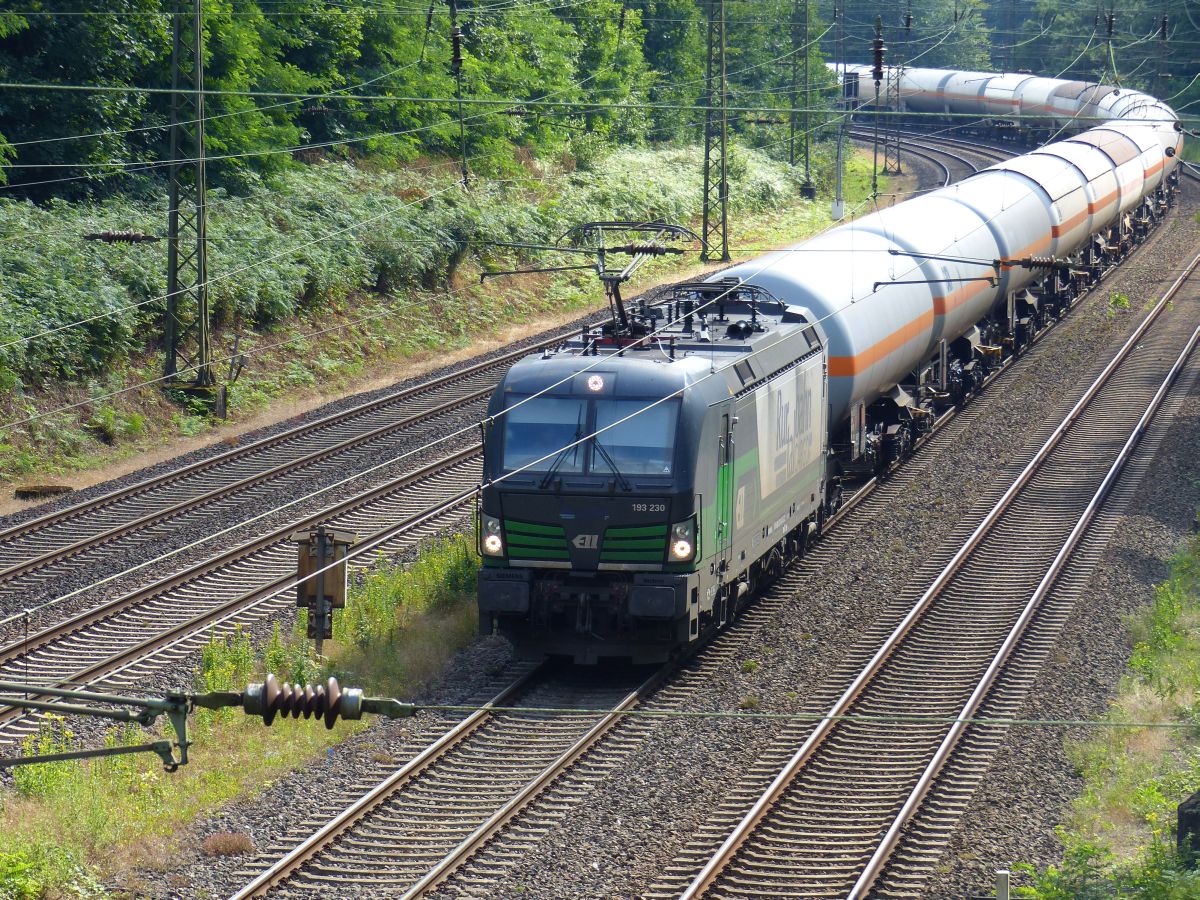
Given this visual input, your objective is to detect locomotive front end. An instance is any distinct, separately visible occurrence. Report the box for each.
[477,355,707,665]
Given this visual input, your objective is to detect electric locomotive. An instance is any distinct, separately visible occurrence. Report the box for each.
[477,283,831,664]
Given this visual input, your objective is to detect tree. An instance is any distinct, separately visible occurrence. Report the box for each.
[0,10,27,182]
[627,0,705,141]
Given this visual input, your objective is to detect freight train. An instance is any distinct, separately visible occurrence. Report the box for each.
[476,66,1183,664]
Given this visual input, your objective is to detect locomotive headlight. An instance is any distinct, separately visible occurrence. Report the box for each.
[481,514,504,556]
[669,518,696,561]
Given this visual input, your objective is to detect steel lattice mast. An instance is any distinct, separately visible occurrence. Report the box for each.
[882,1,911,176]
[701,0,730,262]
[165,0,219,408]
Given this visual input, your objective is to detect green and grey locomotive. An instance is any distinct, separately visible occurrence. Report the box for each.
[477,284,831,664]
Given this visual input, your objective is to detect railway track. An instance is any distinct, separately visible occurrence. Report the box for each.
[846,127,1014,184]
[0,444,483,749]
[0,129,1008,624]
[847,132,969,186]
[647,249,1200,899]
[227,663,659,899]
[227,479,882,900]
[0,334,575,603]
[0,121,1185,900]
[0,128,1006,747]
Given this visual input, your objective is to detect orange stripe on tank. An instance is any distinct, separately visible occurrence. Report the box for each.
[932,278,993,316]
[827,310,935,377]
[1050,207,1088,237]
[1087,188,1119,213]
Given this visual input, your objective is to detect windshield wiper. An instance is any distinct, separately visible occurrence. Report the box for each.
[538,405,585,489]
[591,439,634,492]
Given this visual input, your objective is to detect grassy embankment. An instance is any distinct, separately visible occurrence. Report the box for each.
[1016,533,1200,898]
[0,145,872,491]
[0,532,476,898]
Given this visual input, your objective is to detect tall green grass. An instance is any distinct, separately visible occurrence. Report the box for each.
[0,625,360,898]
[329,533,479,696]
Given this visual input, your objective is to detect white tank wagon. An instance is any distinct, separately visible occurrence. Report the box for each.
[735,65,1181,470]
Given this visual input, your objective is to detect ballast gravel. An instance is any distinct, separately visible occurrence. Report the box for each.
[921,282,1200,890]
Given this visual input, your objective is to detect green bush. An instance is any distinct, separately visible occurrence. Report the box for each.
[1016,839,1200,899]
[0,143,815,386]
[0,846,101,900]
[1018,535,1200,895]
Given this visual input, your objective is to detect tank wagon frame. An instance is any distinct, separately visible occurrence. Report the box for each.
[478,65,1183,664]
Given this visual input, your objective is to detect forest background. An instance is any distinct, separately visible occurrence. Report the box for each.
[0,0,1196,414]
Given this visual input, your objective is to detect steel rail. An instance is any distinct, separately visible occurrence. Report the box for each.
[398,657,686,899]
[0,442,479,668]
[228,665,548,899]
[678,246,1200,900]
[846,131,958,186]
[0,381,492,585]
[0,330,573,580]
[228,662,670,899]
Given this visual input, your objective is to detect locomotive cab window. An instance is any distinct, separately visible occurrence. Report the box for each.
[592,400,678,476]
[502,395,678,476]
[502,396,586,473]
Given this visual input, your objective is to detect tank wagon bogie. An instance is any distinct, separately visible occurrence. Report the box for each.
[478,65,1182,664]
